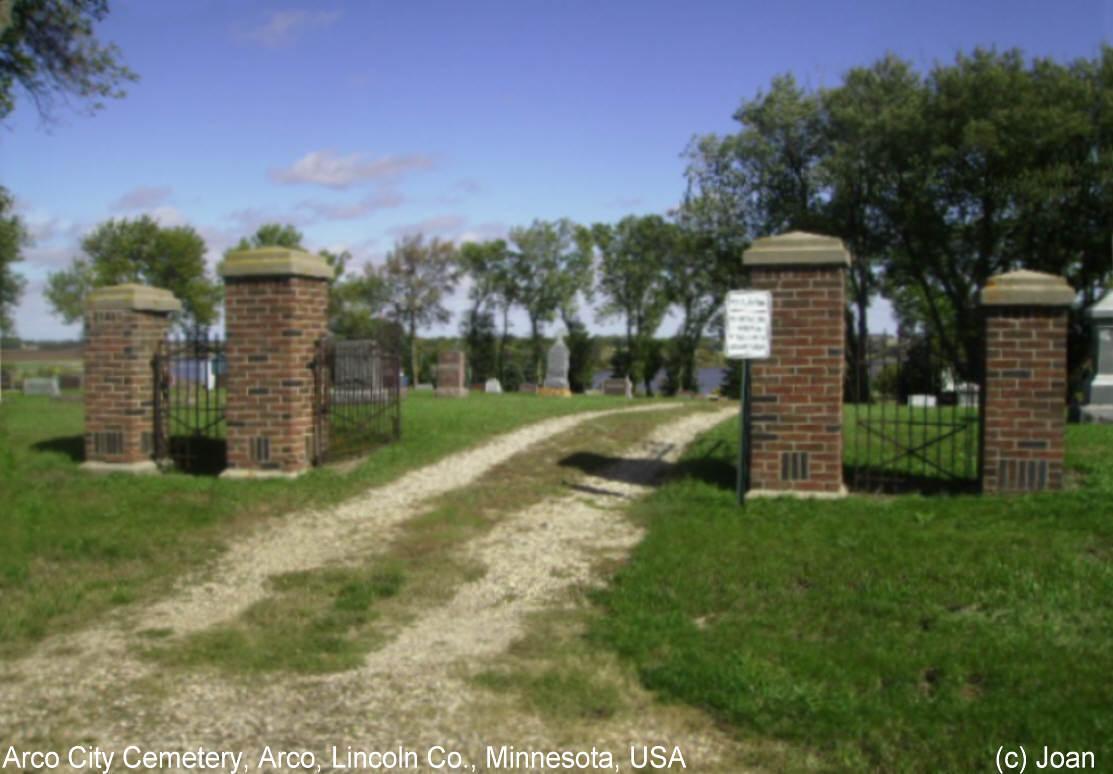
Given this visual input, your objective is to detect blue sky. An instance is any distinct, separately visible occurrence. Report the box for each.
[4,0,1110,341]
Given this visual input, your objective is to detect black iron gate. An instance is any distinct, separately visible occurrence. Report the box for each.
[845,331,983,493]
[152,329,227,474]
[310,331,402,465]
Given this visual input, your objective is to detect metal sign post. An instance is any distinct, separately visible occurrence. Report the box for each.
[724,290,772,505]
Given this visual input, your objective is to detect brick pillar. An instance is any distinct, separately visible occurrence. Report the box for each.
[81,284,180,474]
[220,248,332,478]
[980,270,1074,493]
[743,232,849,497]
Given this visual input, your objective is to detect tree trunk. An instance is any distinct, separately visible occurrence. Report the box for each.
[409,315,419,387]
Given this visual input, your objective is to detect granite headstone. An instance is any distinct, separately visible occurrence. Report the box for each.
[23,376,60,396]
[435,351,468,398]
[485,377,503,394]
[602,376,633,398]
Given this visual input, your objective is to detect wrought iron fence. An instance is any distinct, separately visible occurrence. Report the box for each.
[845,332,983,494]
[152,329,227,474]
[311,329,402,464]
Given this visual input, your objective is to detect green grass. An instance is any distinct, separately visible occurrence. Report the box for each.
[593,416,1113,774]
[0,390,659,658]
[843,403,981,486]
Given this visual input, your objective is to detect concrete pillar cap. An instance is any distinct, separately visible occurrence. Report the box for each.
[743,231,851,267]
[1088,291,1113,321]
[980,269,1074,307]
[86,283,182,313]
[219,247,334,281]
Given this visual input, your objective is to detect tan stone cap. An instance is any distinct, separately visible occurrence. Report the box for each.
[219,247,334,281]
[980,269,1075,307]
[86,283,182,313]
[743,231,850,267]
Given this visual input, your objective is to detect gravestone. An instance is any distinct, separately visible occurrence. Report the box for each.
[538,335,572,397]
[907,394,937,408]
[485,377,503,394]
[414,383,434,392]
[1082,293,1113,423]
[518,382,538,394]
[59,373,83,390]
[23,376,60,396]
[0,369,11,390]
[435,350,468,398]
[602,376,633,398]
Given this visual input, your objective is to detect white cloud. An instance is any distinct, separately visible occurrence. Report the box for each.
[147,206,188,227]
[270,149,436,190]
[437,178,484,205]
[242,10,341,48]
[295,192,404,221]
[111,186,173,212]
[605,196,645,210]
[385,215,466,240]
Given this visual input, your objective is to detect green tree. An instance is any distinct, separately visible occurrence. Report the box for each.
[330,263,387,340]
[506,218,593,383]
[45,215,220,327]
[0,186,29,333]
[379,233,458,383]
[687,46,1113,395]
[229,223,305,252]
[592,214,673,392]
[460,308,497,383]
[1,0,137,122]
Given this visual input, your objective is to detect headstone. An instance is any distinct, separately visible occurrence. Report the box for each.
[59,373,83,390]
[908,394,937,408]
[544,335,570,389]
[0,369,11,390]
[518,382,538,394]
[485,378,503,394]
[603,376,633,398]
[23,376,61,396]
[414,383,434,392]
[539,335,572,397]
[434,350,468,398]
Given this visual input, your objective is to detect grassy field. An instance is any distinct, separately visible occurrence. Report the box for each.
[594,417,1113,774]
[0,390,660,658]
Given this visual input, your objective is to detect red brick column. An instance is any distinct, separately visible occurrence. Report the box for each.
[81,284,180,473]
[743,232,849,497]
[220,248,332,478]
[980,270,1074,493]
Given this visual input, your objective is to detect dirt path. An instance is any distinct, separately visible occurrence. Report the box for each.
[0,403,749,773]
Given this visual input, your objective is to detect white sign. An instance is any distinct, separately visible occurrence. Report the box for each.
[724,290,772,360]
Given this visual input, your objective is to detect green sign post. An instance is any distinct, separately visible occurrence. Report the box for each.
[724,290,772,505]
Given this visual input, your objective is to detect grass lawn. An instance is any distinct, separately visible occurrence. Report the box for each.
[594,418,1113,774]
[0,390,660,658]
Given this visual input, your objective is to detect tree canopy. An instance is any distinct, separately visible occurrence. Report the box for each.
[1,0,136,123]
[45,215,220,327]
[505,218,593,382]
[379,233,458,382]
[0,186,29,332]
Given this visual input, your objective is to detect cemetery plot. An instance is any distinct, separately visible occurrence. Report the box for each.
[152,331,227,474]
[845,333,983,493]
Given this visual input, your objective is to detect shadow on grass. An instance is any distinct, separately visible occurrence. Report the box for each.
[559,440,737,493]
[167,436,227,476]
[31,434,85,462]
[843,464,981,495]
